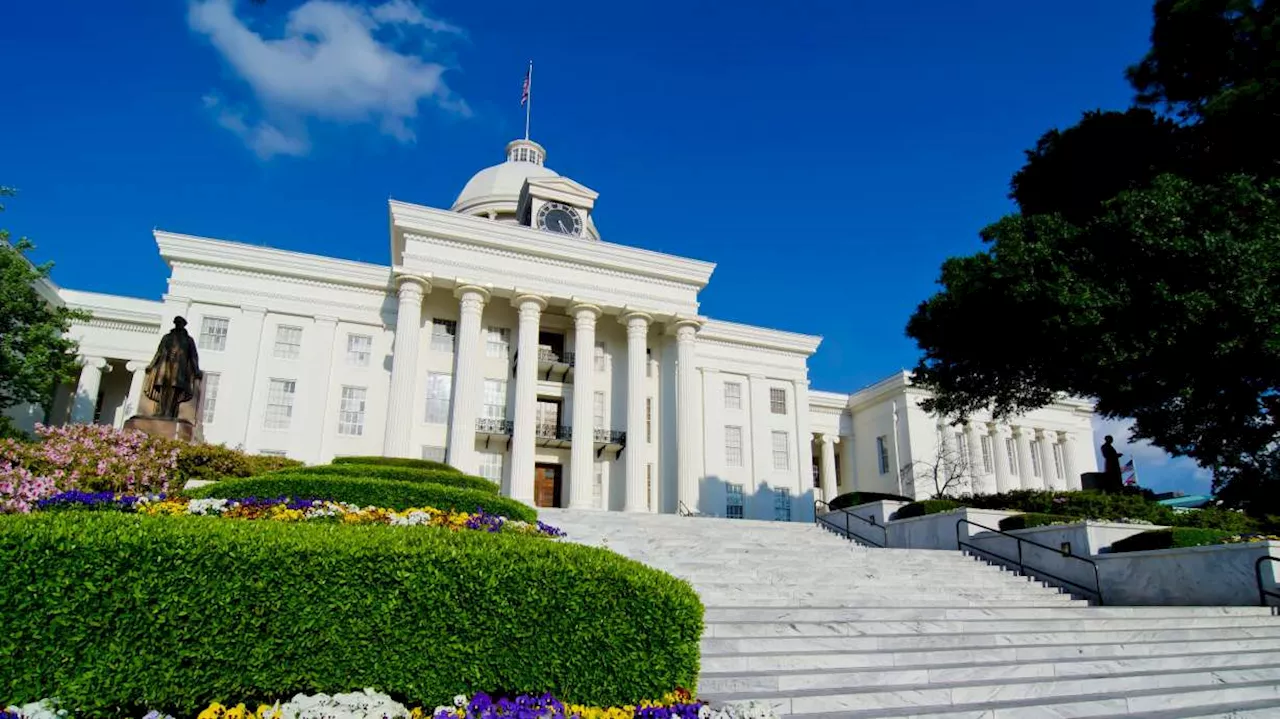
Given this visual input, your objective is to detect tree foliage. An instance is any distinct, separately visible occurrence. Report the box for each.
[0,188,87,437]
[906,0,1280,514]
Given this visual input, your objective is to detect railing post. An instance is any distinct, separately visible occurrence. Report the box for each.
[1017,539,1024,577]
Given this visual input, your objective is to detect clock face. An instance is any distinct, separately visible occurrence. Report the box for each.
[536,202,583,236]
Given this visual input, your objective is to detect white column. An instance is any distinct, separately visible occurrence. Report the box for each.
[509,294,547,504]
[1060,431,1081,491]
[620,310,651,512]
[991,424,1015,493]
[967,422,990,494]
[307,316,339,464]
[71,356,110,424]
[237,306,269,447]
[447,285,489,474]
[673,319,702,514]
[819,434,838,503]
[123,360,147,421]
[1037,429,1062,491]
[383,276,430,457]
[1013,426,1036,490]
[568,302,602,509]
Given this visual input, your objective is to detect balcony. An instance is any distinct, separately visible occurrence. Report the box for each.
[475,417,513,449]
[467,421,622,458]
[535,422,572,449]
[513,346,576,383]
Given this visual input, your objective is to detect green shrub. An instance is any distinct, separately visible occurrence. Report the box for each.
[166,441,304,483]
[186,475,536,522]
[332,456,460,473]
[893,499,962,520]
[828,491,913,511]
[280,464,497,494]
[0,512,702,714]
[999,513,1075,531]
[1110,527,1236,553]
[1167,506,1258,533]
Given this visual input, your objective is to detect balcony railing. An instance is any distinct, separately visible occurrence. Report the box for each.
[594,428,626,445]
[513,348,577,382]
[475,417,513,435]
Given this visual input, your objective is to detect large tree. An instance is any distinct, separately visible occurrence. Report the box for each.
[0,188,87,437]
[906,0,1280,514]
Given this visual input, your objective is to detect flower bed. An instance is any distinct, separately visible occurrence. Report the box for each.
[5,690,778,719]
[34,491,565,538]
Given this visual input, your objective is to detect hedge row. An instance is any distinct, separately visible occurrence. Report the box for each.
[186,475,536,522]
[828,491,913,511]
[1109,527,1236,553]
[998,513,1075,531]
[278,464,497,494]
[0,513,702,715]
[962,489,1258,533]
[167,442,305,483]
[332,456,459,473]
[893,499,962,520]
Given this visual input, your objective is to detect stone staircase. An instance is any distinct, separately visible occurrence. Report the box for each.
[540,509,1280,718]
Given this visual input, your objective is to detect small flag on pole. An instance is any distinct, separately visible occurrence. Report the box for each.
[520,65,531,107]
[1121,459,1138,486]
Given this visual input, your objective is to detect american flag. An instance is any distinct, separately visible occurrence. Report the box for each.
[521,66,531,107]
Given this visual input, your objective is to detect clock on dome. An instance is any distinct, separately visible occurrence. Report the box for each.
[536,202,583,236]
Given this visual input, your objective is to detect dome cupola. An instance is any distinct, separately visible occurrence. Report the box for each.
[451,139,559,220]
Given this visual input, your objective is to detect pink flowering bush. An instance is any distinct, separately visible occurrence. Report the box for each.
[0,424,178,508]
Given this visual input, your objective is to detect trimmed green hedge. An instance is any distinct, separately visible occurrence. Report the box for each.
[332,456,460,473]
[0,513,702,714]
[957,490,1259,534]
[893,499,962,520]
[828,491,913,511]
[278,464,497,494]
[999,513,1075,531]
[1110,527,1236,553]
[186,475,536,522]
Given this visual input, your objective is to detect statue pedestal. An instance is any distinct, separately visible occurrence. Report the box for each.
[123,416,196,442]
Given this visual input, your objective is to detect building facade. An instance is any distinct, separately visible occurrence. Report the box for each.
[16,138,1098,518]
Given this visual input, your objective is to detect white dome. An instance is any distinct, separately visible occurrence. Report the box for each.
[451,139,558,216]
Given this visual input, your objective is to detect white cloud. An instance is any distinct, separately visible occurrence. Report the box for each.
[188,0,468,158]
[1091,416,1213,494]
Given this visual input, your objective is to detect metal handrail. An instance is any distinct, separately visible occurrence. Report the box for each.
[955,519,1104,604]
[678,500,697,517]
[813,499,887,548]
[1255,556,1280,608]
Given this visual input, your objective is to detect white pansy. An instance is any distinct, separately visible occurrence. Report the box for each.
[452,695,467,707]
[279,689,410,719]
[187,498,229,515]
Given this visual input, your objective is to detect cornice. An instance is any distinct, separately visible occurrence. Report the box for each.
[59,289,163,328]
[699,318,822,356]
[156,230,392,290]
[78,318,160,334]
[390,200,715,288]
[809,390,850,412]
[170,280,390,319]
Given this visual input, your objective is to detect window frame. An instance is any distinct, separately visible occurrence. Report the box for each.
[774,487,792,522]
[483,378,507,420]
[430,318,457,353]
[425,372,452,424]
[263,378,297,431]
[272,325,303,360]
[724,381,743,410]
[726,483,745,519]
[338,386,367,436]
[876,435,890,475]
[724,425,744,467]
[198,317,230,352]
[769,387,787,415]
[200,372,221,424]
[485,326,510,359]
[346,333,373,367]
[771,430,790,470]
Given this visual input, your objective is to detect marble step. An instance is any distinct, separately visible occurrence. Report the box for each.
[700,625,1280,654]
[690,582,1067,597]
[786,680,1280,718]
[697,596,1085,608]
[1126,698,1280,718]
[703,665,1280,715]
[701,615,1280,638]
[697,650,1280,693]
[701,606,1279,623]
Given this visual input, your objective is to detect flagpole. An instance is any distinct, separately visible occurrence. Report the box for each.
[524,60,533,141]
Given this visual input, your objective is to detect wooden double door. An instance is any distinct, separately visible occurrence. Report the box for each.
[534,463,563,508]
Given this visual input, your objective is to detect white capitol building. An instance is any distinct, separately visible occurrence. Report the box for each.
[18,137,1098,519]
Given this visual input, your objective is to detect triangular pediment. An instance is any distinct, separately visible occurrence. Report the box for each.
[524,176,599,208]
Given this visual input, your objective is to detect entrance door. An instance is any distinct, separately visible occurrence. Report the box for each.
[534,463,562,508]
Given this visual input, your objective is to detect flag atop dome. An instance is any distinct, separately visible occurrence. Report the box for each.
[521,61,533,140]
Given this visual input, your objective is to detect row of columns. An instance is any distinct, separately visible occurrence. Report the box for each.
[70,356,150,426]
[382,275,700,512]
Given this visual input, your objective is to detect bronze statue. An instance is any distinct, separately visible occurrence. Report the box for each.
[1100,434,1124,491]
[144,316,203,419]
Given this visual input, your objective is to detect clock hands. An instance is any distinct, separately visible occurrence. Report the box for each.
[557,219,569,233]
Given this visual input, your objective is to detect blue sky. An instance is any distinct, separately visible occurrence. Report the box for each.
[0,0,1208,494]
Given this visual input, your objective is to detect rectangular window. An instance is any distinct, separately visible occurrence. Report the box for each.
[955,431,970,468]
[774,487,792,522]
[726,483,745,519]
[485,326,510,359]
[772,430,790,470]
[483,379,507,420]
[478,452,504,484]
[593,391,606,428]
[770,387,787,415]
[725,426,744,467]
[724,381,742,410]
[259,449,287,457]
[273,325,302,360]
[421,445,446,462]
[646,463,654,511]
[981,434,994,474]
[431,318,457,353]
[264,379,296,430]
[198,317,229,351]
[1006,438,1020,475]
[877,436,890,475]
[593,461,604,509]
[594,341,607,371]
[425,373,452,424]
[201,372,221,424]
[338,386,367,436]
[1053,443,1066,479]
[346,333,372,367]
[1030,442,1043,477]
[646,397,653,443]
